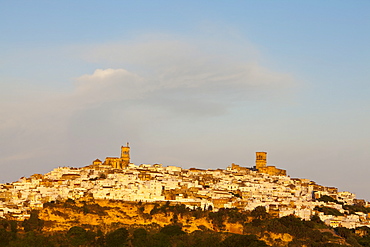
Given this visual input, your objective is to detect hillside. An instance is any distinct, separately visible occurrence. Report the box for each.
[2,198,367,246]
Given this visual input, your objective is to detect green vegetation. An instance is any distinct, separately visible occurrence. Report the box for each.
[221,234,268,247]
[343,204,370,215]
[0,222,268,247]
[334,226,370,247]
[22,210,44,232]
[0,200,369,246]
[106,227,129,247]
[314,206,344,216]
[317,195,340,204]
[44,199,109,216]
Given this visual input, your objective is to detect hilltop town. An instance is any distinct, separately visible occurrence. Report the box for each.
[0,144,369,230]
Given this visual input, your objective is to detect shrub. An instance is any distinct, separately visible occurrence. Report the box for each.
[106,227,129,247]
[160,225,185,236]
[67,226,88,246]
[221,234,268,247]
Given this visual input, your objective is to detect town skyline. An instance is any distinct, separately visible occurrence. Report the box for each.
[1,144,367,231]
[2,143,367,204]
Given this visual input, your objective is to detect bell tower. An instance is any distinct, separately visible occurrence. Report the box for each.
[120,142,130,168]
[255,151,267,170]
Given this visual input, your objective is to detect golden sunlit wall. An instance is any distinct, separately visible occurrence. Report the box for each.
[255,152,267,170]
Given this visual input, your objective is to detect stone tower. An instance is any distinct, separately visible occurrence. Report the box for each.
[255,151,267,170]
[120,142,130,168]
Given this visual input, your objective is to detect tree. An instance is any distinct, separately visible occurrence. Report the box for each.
[160,225,185,236]
[0,228,10,247]
[67,226,88,246]
[147,232,170,247]
[106,227,129,247]
[314,206,343,216]
[317,195,339,204]
[15,231,53,247]
[310,214,323,224]
[221,234,268,247]
[336,227,352,239]
[22,210,44,232]
[251,206,269,220]
[133,228,148,247]
[190,230,222,247]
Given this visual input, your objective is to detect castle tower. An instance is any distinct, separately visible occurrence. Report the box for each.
[255,151,267,170]
[120,142,130,168]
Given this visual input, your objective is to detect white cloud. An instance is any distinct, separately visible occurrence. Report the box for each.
[74,68,145,105]
[74,35,295,111]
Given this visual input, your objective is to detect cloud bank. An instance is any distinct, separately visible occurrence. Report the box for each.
[0,34,296,183]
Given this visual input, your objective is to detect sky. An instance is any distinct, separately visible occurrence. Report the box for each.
[1,1,370,200]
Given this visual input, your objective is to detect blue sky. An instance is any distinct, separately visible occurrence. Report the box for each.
[1,1,370,200]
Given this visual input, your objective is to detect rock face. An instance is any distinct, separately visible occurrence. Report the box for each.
[40,199,215,233]
[260,232,293,247]
[224,222,244,234]
[21,198,352,246]
[37,199,298,246]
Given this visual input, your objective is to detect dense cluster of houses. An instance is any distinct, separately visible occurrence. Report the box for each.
[0,148,369,229]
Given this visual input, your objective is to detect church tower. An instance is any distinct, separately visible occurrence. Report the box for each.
[120,142,130,168]
[255,151,267,170]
